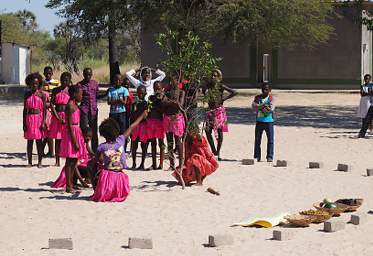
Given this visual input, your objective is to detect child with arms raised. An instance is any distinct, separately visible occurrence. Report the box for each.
[91,111,147,202]
[23,73,47,167]
[204,69,237,161]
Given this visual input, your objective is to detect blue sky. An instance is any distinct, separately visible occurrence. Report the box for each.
[0,0,63,34]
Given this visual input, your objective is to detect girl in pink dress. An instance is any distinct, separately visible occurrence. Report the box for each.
[91,112,147,202]
[145,81,166,170]
[130,86,149,170]
[49,72,71,166]
[52,127,94,189]
[162,75,186,171]
[23,73,47,168]
[59,84,85,193]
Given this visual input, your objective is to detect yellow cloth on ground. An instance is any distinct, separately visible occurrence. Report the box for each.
[231,212,289,228]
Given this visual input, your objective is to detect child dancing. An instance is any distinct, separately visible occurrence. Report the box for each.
[204,69,237,161]
[91,111,147,202]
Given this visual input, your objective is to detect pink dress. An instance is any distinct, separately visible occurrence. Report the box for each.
[163,113,185,137]
[41,91,51,138]
[207,106,229,139]
[91,135,130,202]
[24,92,45,140]
[173,136,218,183]
[131,122,148,143]
[144,118,165,140]
[59,107,85,158]
[52,143,90,189]
[49,91,70,139]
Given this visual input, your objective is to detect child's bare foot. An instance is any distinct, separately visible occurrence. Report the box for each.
[156,165,163,170]
[54,162,60,167]
[165,167,174,171]
[26,163,32,168]
[37,163,43,168]
[136,164,144,170]
[131,163,137,169]
[195,182,203,186]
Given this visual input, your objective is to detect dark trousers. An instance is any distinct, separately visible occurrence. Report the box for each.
[359,106,373,136]
[109,112,127,133]
[80,110,98,152]
[254,122,274,160]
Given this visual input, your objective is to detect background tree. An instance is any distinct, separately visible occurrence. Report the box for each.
[15,9,38,32]
[46,0,137,82]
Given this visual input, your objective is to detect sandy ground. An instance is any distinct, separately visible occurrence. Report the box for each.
[1,91,373,256]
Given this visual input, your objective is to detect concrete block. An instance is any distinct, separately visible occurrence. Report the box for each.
[276,160,287,167]
[48,238,73,250]
[128,237,153,249]
[337,164,351,172]
[367,169,373,176]
[350,214,368,225]
[309,162,323,169]
[208,234,234,247]
[272,230,293,241]
[324,221,345,232]
[242,159,255,165]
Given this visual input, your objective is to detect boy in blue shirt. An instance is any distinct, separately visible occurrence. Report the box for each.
[107,74,129,133]
[252,83,275,162]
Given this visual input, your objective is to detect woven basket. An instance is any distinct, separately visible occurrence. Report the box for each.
[313,203,345,217]
[285,214,315,227]
[299,210,332,224]
[335,199,363,212]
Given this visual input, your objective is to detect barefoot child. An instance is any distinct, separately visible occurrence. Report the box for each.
[52,127,94,189]
[59,85,86,193]
[145,81,166,170]
[23,73,47,168]
[204,69,237,161]
[252,82,275,162]
[130,86,148,169]
[163,75,186,170]
[91,112,147,202]
[173,131,218,186]
[49,72,71,166]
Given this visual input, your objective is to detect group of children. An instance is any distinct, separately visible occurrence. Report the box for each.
[23,64,278,202]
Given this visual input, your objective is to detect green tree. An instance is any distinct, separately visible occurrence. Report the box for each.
[16,9,38,32]
[217,0,334,48]
[46,0,137,82]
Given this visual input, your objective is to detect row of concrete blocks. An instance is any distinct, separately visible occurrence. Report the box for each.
[242,159,373,175]
[273,213,369,241]
[46,213,369,250]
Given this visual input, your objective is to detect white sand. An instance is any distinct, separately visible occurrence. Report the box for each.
[1,91,373,255]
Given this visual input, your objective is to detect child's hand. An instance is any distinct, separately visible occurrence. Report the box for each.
[59,118,65,124]
[41,122,47,130]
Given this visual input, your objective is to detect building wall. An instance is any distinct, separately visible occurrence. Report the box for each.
[1,43,31,85]
[274,12,362,89]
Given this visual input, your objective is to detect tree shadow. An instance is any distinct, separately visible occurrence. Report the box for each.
[0,152,27,160]
[0,164,30,168]
[39,194,91,201]
[227,105,360,129]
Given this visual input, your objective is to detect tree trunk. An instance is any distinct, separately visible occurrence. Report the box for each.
[108,17,120,84]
